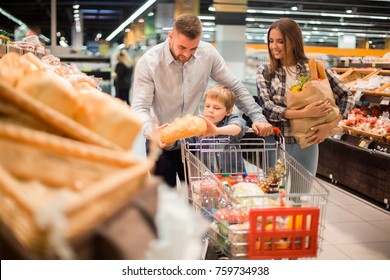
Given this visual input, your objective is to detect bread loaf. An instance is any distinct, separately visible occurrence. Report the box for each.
[72,82,142,150]
[16,69,81,118]
[308,57,318,80]
[316,60,327,80]
[0,53,38,87]
[160,114,207,144]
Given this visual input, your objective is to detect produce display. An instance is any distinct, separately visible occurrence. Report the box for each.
[339,107,390,143]
[332,59,390,143]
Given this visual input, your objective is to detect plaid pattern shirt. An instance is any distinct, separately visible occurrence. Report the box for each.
[256,61,354,143]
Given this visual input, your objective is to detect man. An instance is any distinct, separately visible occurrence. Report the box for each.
[132,14,273,187]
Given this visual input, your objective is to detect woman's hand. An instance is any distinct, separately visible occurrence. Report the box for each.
[306,123,332,144]
[306,114,342,144]
[303,100,331,118]
[252,121,274,137]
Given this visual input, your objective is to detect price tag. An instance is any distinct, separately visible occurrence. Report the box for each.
[380,97,390,106]
[333,134,342,140]
[354,90,363,103]
[344,60,349,67]
[359,140,370,149]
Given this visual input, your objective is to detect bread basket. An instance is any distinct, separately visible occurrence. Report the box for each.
[0,78,157,259]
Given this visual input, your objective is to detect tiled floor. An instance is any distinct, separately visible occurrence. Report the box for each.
[317,179,390,260]
[133,134,390,260]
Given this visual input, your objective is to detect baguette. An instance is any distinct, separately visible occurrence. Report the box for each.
[308,57,318,80]
[316,60,327,80]
[160,114,207,144]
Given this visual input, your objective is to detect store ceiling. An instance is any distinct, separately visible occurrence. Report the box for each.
[0,0,389,48]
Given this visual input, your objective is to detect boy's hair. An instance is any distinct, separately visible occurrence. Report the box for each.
[204,84,235,110]
[173,14,202,39]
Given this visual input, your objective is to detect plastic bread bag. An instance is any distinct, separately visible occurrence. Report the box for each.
[145,183,209,260]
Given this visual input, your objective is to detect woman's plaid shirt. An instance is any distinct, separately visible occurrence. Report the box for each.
[256,61,354,143]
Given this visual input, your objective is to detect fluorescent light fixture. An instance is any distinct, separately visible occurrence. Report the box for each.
[0,7,27,27]
[117,43,125,49]
[291,6,298,11]
[106,0,156,41]
[199,16,215,21]
[0,7,50,43]
[202,27,215,32]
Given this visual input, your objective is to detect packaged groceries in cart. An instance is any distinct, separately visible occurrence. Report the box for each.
[181,130,329,260]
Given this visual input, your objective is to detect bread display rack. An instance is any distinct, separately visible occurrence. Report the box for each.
[0,56,157,259]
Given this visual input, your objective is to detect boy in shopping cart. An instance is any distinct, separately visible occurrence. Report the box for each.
[193,84,249,174]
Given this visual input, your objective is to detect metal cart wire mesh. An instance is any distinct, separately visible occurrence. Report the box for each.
[181,135,329,260]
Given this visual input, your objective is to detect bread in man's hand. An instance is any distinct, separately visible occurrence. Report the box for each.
[160,114,207,144]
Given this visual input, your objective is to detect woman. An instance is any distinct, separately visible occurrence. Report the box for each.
[256,18,354,175]
[114,50,133,105]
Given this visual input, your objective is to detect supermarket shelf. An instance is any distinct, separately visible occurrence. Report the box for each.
[318,135,390,208]
[336,62,390,69]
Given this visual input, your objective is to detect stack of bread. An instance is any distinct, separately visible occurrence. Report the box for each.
[0,52,154,259]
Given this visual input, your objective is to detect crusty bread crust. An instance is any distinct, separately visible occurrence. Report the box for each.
[309,57,318,80]
[160,114,207,143]
[316,60,327,80]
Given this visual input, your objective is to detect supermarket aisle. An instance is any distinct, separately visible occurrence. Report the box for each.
[132,134,390,260]
[318,179,390,260]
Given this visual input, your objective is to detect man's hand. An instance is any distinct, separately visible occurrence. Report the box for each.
[155,123,173,148]
[252,121,273,137]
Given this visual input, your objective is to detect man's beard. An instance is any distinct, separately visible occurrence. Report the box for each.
[170,40,191,63]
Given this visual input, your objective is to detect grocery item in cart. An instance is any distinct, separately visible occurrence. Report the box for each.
[182,136,329,259]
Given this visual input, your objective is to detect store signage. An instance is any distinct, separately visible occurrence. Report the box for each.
[86,41,99,54]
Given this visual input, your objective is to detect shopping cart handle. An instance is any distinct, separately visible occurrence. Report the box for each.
[273,127,281,135]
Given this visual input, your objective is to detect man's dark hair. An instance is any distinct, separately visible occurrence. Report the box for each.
[173,14,202,39]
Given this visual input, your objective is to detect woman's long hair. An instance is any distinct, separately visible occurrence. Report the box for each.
[267,18,308,78]
[116,50,132,68]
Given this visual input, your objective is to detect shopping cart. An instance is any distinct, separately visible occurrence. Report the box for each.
[181,132,329,260]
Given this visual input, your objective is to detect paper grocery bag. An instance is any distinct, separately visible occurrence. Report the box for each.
[285,78,340,149]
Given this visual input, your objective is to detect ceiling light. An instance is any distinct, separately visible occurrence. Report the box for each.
[106,0,157,41]
[291,6,298,11]
[73,5,80,9]
[346,9,353,14]
[199,16,215,21]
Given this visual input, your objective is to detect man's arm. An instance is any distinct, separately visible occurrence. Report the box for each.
[131,58,155,139]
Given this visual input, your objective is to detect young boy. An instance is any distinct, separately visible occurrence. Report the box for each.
[197,84,249,174]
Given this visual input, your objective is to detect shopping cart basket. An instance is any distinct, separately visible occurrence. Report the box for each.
[181,132,329,260]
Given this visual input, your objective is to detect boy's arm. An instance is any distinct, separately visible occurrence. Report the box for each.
[199,116,244,138]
